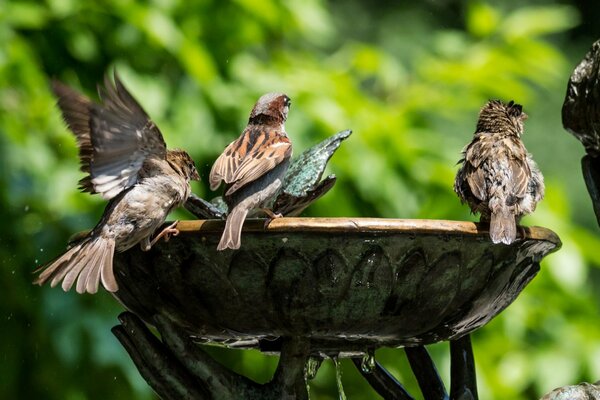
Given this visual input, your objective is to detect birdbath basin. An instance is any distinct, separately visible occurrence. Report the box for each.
[110,217,560,399]
[113,217,560,352]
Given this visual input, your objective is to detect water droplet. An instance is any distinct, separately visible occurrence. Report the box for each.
[360,350,376,374]
[332,356,347,400]
[305,357,321,380]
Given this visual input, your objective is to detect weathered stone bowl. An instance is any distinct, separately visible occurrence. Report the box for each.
[113,218,560,354]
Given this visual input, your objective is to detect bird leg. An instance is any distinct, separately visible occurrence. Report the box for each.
[261,208,283,228]
[148,221,180,249]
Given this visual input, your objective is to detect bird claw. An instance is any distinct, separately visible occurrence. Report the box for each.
[149,221,180,248]
[261,208,283,228]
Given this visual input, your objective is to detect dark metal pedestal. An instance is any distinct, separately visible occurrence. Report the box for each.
[114,312,479,399]
[352,335,477,400]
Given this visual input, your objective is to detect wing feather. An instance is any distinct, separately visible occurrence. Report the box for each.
[52,72,167,200]
[209,128,292,196]
[508,157,530,199]
[466,163,488,201]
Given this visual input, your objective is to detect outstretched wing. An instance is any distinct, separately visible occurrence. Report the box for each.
[52,72,167,200]
[209,127,292,196]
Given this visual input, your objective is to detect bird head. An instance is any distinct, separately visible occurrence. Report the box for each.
[248,93,291,126]
[167,149,200,181]
[476,100,528,137]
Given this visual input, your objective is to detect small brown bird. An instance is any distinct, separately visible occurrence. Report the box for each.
[209,93,292,250]
[454,100,544,244]
[35,73,200,294]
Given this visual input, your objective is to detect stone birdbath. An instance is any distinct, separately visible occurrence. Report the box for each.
[106,129,561,399]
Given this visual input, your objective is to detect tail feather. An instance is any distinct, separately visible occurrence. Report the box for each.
[61,249,90,291]
[34,236,118,294]
[35,243,83,287]
[84,255,103,294]
[101,240,117,292]
[76,243,103,294]
[490,208,517,245]
[217,206,249,251]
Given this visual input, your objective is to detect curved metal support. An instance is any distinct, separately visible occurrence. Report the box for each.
[450,335,478,400]
[563,39,600,229]
[112,312,210,400]
[351,358,415,400]
[405,346,449,400]
[351,338,477,400]
[115,311,482,400]
[152,314,263,398]
[113,312,311,400]
[582,155,600,227]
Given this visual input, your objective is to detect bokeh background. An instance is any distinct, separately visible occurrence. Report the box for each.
[1,0,600,398]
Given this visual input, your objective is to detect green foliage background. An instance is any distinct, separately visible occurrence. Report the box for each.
[1,0,599,398]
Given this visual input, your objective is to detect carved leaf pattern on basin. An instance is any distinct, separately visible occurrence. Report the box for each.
[112,219,560,349]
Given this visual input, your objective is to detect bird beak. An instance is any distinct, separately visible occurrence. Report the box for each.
[192,169,201,181]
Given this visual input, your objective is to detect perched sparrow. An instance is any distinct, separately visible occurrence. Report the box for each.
[209,93,292,250]
[454,100,544,244]
[35,73,200,294]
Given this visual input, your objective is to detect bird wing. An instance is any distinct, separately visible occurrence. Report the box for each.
[508,157,530,199]
[209,140,242,191]
[462,137,489,201]
[52,73,167,200]
[465,162,488,202]
[503,136,530,200]
[209,128,292,196]
[526,156,545,202]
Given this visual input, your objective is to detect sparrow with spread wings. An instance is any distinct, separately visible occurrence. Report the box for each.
[454,100,544,245]
[34,73,200,294]
[209,93,292,250]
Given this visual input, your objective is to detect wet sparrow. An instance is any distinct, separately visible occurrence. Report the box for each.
[35,73,200,294]
[209,93,292,250]
[454,100,544,244]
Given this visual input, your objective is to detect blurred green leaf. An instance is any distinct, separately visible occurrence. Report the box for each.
[502,6,580,39]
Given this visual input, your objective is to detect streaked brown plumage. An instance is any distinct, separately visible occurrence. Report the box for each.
[34,73,200,294]
[454,100,544,244]
[209,93,292,250]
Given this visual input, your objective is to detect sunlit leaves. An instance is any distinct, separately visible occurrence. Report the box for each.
[1,0,598,399]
